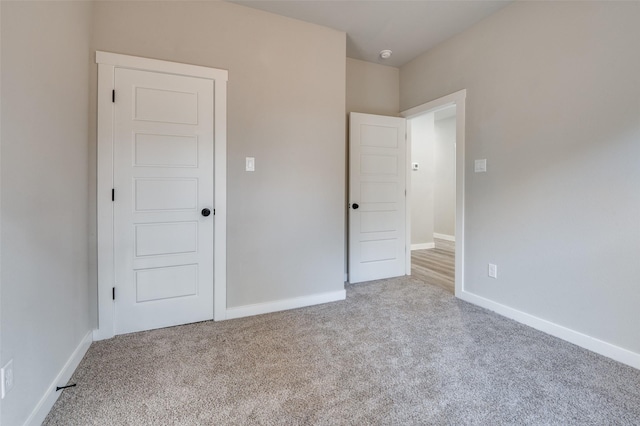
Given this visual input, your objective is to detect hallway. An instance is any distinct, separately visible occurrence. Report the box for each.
[411,243,454,293]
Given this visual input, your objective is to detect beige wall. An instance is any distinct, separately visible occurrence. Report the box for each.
[346,58,399,116]
[1,2,93,424]
[91,1,347,308]
[433,115,456,237]
[401,1,640,353]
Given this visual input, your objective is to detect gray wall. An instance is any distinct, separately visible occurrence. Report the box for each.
[401,1,640,353]
[410,113,435,246]
[91,1,347,308]
[0,2,93,424]
[433,115,456,237]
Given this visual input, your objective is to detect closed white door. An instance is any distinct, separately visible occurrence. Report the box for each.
[113,68,214,335]
[349,112,407,283]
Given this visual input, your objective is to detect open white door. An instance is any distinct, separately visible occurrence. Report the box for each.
[349,112,407,284]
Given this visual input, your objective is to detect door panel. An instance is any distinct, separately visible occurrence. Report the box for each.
[134,178,199,211]
[134,87,198,124]
[114,68,214,335]
[135,264,198,303]
[349,113,406,284]
[134,133,198,167]
[134,222,198,257]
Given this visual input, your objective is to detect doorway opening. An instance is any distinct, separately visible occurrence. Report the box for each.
[402,90,466,296]
[408,106,456,293]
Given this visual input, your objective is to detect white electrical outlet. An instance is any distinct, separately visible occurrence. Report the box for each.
[1,359,14,399]
[488,263,498,279]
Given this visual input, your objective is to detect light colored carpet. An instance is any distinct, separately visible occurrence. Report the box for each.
[44,277,640,425]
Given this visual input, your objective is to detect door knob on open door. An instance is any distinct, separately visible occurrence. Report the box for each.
[201,208,211,217]
[352,203,359,209]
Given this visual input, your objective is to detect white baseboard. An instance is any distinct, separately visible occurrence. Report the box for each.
[226,289,346,320]
[433,233,455,242]
[25,331,93,426]
[458,290,640,370]
[411,243,435,250]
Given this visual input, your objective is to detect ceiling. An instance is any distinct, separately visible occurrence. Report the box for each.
[229,0,512,67]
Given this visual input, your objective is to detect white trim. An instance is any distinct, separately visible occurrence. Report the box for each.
[344,273,348,283]
[24,332,93,426]
[402,89,466,298]
[213,74,228,321]
[411,243,435,250]
[95,51,228,339]
[96,51,228,81]
[458,290,640,370]
[454,94,466,298]
[433,233,455,242]
[226,290,347,320]
[405,121,412,274]
[94,60,115,340]
[402,89,466,119]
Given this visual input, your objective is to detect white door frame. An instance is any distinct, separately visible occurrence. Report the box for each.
[94,51,228,340]
[401,89,466,296]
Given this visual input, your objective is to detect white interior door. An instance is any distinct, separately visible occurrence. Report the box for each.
[349,112,407,283]
[113,68,214,335]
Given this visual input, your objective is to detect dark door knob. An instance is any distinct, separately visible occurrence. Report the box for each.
[201,208,211,217]
[352,203,359,210]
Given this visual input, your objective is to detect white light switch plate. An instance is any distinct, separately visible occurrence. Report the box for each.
[245,157,255,172]
[475,159,487,173]
[488,263,497,279]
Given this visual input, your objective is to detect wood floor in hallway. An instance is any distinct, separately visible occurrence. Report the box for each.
[411,247,455,294]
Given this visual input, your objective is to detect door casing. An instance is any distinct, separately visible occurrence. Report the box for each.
[401,89,466,296]
[94,51,228,340]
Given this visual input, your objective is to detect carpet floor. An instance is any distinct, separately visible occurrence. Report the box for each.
[44,277,640,425]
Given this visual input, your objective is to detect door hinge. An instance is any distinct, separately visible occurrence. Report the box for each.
[213,209,216,216]
[112,287,115,300]
[111,188,115,201]
[112,90,115,103]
